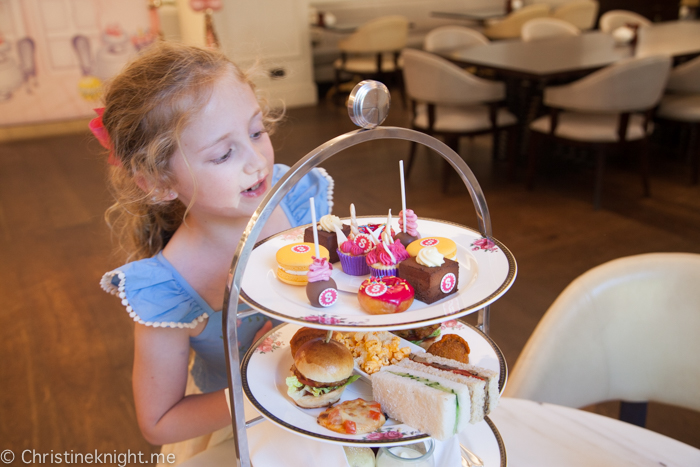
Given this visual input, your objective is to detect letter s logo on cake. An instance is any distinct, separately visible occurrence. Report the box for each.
[365,282,388,297]
[291,244,311,254]
[420,238,439,247]
[354,234,372,252]
[319,288,338,307]
[441,273,456,293]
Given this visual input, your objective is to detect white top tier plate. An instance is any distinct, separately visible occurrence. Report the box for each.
[240,217,516,332]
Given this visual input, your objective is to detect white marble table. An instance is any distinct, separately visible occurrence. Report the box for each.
[490,398,700,467]
[178,397,700,466]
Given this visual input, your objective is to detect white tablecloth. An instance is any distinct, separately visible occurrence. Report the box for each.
[490,398,700,467]
[179,397,700,466]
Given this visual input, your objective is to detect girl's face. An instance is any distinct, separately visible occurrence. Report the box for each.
[169,68,274,219]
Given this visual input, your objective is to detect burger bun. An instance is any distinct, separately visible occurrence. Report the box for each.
[294,338,354,383]
[288,385,346,409]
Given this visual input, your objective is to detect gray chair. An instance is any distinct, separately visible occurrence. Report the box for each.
[401,48,518,191]
[657,55,700,185]
[527,55,672,209]
[599,9,651,33]
[551,0,599,30]
[333,15,409,103]
[521,17,580,42]
[423,26,488,53]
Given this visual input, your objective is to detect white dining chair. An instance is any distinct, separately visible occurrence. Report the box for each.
[551,0,599,31]
[656,55,700,184]
[333,15,409,103]
[482,4,551,40]
[521,17,580,42]
[666,55,700,95]
[401,48,518,191]
[505,252,700,427]
[423,26,488,53]
[526,55,672,209]
[599,9,652,33]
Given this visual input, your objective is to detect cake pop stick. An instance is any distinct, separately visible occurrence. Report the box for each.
[400,160,407,234]
[309,197,320,258]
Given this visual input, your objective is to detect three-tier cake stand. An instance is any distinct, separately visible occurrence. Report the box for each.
[221,81,516,466]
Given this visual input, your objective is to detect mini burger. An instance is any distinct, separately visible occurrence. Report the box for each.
[392,324,441,348]
[286,337,359,408]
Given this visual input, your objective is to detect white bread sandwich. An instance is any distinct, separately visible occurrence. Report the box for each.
[371,364,472,440]
[399,354,499,423]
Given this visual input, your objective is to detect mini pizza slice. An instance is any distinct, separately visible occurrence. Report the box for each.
[317,398,386,435]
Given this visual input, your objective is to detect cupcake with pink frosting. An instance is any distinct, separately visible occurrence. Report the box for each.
[396,209,421,247]
[306,257,339,308]
[336,232,374,276]
[366,238,410,278]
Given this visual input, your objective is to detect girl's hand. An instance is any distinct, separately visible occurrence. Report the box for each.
[252,320,273,344]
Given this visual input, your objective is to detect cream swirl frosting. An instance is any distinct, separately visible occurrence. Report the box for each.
[318,214,342,233]
[416,246,444,267]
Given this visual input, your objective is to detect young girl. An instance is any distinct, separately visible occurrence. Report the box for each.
[97,42,334,462]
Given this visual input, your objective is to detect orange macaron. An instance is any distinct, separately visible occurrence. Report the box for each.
[276,243,330,286]
[406,237,457,260]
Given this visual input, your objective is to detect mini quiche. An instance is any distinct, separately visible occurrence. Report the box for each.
[317,398,386,435]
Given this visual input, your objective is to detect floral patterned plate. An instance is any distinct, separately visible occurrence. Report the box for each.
[241,321,507,449]
[240,217,516,332]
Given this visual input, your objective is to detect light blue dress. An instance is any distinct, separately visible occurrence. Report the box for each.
[100,164,334,393]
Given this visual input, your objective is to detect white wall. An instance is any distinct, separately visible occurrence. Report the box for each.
[174,0,317,108]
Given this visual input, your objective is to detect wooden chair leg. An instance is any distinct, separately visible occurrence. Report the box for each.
[333,68,342,105]
[620,401,648,427]
[507,126,519,182]
[406,141,418,178]
[640,139,651,197]
[492,129,501,162]
[691,123,700,185]
[593,147,606,210]
[526,131,542,190]
[443,134,460,193]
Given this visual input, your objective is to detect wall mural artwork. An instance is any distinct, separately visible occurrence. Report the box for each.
[0,0,155,126]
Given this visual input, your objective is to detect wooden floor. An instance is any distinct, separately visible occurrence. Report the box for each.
[1,96,699,464]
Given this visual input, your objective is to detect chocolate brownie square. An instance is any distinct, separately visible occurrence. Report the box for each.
[304,224,351,263]
[398,256,459,304]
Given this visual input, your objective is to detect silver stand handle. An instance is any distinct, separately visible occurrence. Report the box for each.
[222,81,494,466]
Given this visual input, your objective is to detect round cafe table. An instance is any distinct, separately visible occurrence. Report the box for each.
[490,398,700,467]
[178,397,700,466]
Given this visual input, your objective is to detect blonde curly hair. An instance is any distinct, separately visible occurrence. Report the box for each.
[101,41,281,262]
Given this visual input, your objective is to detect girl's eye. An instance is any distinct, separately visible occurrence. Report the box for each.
[251,129,266,140]
[213,148,232,164]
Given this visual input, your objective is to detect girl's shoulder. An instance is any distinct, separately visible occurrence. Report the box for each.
[100,252,214,329]
[274,164,335,228]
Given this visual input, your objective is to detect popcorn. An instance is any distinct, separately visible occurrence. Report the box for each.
[336,331,411,374]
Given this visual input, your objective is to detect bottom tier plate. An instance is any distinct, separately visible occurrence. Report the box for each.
[242,321,506,461]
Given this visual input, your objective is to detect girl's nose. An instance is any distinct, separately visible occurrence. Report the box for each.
[243,144,268,174]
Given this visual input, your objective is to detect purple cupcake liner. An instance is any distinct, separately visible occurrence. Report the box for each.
[369,265,398,278]
[337,249,370,276]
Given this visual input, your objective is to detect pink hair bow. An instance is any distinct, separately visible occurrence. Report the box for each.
[89,108,120,167]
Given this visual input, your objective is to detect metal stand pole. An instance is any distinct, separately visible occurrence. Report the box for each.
[222,81,495,466]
